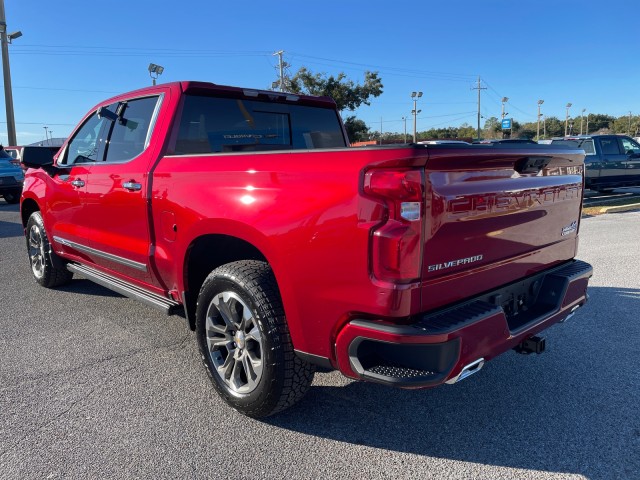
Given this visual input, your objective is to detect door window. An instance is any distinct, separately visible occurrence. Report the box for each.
[620,137,640,155]
[62,112,109,165]
[104,96,160,163]
[600,138,622,155]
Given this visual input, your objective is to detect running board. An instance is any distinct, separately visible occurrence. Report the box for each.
[67,263,182,315]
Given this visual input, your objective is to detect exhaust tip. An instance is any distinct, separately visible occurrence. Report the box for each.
[445,358,485,385]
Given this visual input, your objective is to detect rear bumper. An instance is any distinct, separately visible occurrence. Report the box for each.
[335,259,593,388]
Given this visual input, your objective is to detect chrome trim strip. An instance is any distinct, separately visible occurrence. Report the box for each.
[53,236,148,272]
[145,93,164,149]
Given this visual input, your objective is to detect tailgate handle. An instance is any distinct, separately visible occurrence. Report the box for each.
[514,156,551,174]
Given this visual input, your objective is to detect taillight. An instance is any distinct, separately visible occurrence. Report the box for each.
[363,169,424,283]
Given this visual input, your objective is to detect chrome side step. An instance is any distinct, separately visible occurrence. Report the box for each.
[445,358,485,385]
[67,263,181,315]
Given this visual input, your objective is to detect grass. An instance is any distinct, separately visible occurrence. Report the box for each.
[582,197,640,216]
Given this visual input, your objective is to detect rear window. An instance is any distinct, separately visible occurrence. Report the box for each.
[550,139,595,155]
[175,95,346,154]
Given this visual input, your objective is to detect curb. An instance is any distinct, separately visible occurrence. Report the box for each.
[598,203,640,214]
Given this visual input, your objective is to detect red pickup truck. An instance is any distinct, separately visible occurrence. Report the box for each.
[20,81,592,417]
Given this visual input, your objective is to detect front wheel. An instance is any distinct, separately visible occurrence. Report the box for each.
[25,211,73,288]
[195,260,315,418]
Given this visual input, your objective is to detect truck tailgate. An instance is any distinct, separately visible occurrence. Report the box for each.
[420,145,585,312]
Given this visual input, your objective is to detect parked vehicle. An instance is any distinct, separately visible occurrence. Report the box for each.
[0,146,24,204]
[418,140,470,145]
[550,135,640,192]
[20,81,592,417]
[473,138,538,145]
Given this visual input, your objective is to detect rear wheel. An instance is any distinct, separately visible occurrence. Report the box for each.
[26,211,73,288]
[195,260,315,418]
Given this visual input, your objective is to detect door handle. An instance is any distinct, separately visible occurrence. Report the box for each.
[123,181,142,191]
[71,179,85,188]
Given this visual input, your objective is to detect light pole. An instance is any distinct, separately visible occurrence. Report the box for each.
[580,108,586,135]
[586,113,590,135]
[0,0,21,146]
[43,126,48,145]
[543,114,546,139]
[629,111,632,135]
[148,63,164,86]
[537,100,544,140]
[411,91,422,143]
[401,116,407,143]
[564,103,572,137]
[501,97,509,138]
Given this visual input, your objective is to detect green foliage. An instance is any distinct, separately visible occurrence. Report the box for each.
[288,67,383,112]
[343,116,370,143]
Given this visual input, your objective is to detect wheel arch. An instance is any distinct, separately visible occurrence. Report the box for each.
[21,197,40,228]
[182,233,274,331]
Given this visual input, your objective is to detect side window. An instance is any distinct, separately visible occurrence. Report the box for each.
[600,138,622,155]
[104,96,159,163]
[63,112,109,165]
[620,137,640,155]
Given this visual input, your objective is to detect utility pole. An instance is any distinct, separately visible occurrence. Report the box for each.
[380,116,383,145]
[273,51,285,92]
[402,116,407,143]
[471,76,486,140]
[629,111,632,135]
[580,109,586,135]
[537,100,544,140]
[0,0,20,146]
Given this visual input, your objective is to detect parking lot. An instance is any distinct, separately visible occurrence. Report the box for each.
[1,201,638,480]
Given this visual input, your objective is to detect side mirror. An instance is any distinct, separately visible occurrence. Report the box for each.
[21,147,55,169]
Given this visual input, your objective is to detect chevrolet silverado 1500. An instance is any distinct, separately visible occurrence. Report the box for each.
[20,82,592,417]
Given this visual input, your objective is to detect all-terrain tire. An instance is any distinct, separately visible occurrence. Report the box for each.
[195,260,315,418]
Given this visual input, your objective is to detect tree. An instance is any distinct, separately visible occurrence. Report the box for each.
[288,67,383,112]
[483,117,500,138]
[343,116,370,143]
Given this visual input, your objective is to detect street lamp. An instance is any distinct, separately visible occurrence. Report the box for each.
[148,63,164,86]
[565,103,572,137]
[411,91,423,143]
[537,100,544,140]
[580,108,586,135]
[0,0,20,146]
[501,97,509,138]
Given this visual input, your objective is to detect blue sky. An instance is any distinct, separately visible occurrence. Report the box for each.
[2,0,639,144]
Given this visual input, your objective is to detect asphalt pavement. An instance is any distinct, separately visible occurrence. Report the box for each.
[0,200,638,480]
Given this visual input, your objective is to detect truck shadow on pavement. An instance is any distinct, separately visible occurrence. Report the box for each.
[267,286,639,478]
[0,203,22,238]
[0,220,23,238]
